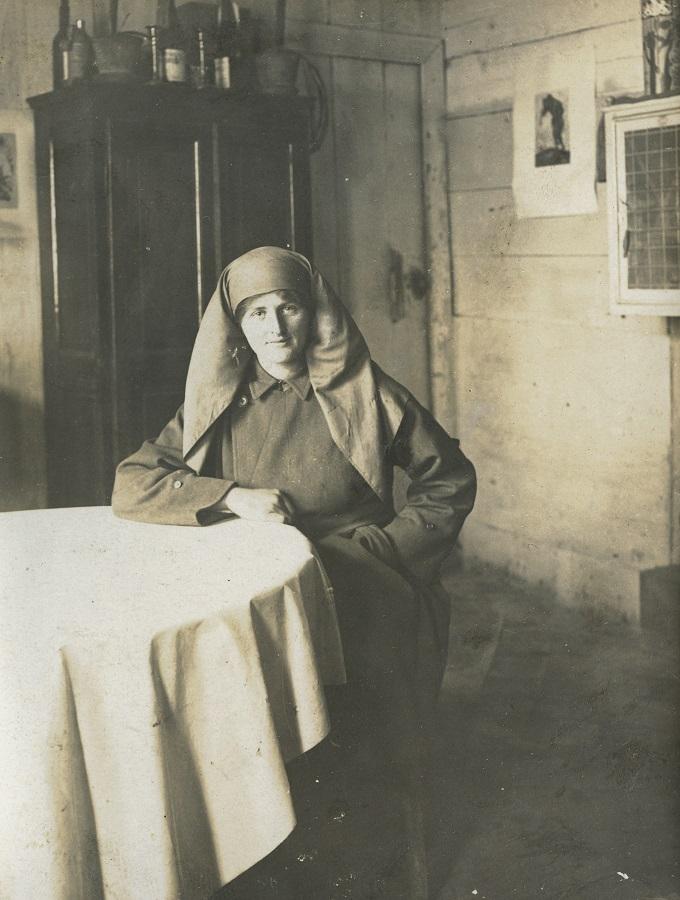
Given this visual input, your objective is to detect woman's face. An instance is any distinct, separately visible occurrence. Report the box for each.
[236,290,311,371]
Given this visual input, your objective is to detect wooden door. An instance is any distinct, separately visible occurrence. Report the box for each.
[333,58,430,405]
[289,25,453,423]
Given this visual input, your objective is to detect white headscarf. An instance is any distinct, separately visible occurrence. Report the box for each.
[182,247,406,504]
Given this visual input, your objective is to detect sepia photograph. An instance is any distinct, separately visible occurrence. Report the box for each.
[0,1,679,898]
[0,132,18,207]
[535,90,570,167]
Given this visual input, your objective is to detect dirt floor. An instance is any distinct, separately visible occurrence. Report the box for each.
[428,565,680,900]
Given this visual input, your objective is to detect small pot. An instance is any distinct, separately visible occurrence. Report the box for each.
[93,31,145,80]
[255,48,301,95]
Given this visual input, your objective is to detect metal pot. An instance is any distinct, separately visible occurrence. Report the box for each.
[255,48,301,95]
[93,31,145,80]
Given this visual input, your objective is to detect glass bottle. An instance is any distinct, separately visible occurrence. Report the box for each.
[52,0,71,88]
[162,1,187,83]
[67,19,94,82]
[191,30,209,88]
[214,0,238,90]
[233,8,258,92]
[145,25,161,82]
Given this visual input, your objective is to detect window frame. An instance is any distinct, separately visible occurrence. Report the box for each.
[605,95,680,316]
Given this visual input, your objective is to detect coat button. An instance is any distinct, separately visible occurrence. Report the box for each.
[173,479,183,489]
[425,522,435,530]
[237,395,248,407]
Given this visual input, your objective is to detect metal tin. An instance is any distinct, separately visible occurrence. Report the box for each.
[163,48,187,83]
[214,56,231,90]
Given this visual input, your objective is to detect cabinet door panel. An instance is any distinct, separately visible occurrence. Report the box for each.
[137,146,201,350]
[110,124,212,465]
[112,132,201,354]
[47,374,109,507]
[53,142,99,354]
[219,133,292,263]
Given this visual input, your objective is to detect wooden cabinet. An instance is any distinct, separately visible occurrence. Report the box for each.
[29,83,312,507]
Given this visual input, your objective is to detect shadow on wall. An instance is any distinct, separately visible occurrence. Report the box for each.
[0,391,46,511]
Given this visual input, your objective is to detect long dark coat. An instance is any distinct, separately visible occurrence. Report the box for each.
[111,361,476,898]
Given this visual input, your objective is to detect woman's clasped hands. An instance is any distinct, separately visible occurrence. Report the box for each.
[222,486,296,525]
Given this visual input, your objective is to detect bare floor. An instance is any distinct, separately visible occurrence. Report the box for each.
[429,566,680,900]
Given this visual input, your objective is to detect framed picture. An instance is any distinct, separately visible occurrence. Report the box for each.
[535,91,570,168]
[0,110,35,238]
[0,133,18,209]
[512,33,598,218]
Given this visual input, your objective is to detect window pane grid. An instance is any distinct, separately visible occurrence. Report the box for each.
[624,123,680,289]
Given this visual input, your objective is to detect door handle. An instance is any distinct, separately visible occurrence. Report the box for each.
[405,266,430,300]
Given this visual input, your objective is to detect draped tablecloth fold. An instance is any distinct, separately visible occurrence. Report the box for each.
[0,507,345,899]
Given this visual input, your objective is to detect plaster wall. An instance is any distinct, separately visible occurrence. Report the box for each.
[0,0,58,510]
[443,0,672,617]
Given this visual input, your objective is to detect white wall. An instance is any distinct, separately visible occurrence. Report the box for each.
[443,0,672,618]
[0,0,55,510]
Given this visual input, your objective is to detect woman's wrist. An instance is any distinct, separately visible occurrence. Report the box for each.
[214,484,240,513]
[217,486,294,523]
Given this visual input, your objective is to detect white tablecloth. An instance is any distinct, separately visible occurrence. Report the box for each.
[0,507,345,899]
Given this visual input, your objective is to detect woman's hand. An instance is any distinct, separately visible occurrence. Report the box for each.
[221,486,295,524]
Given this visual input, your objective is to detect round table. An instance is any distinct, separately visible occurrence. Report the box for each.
[0,507,345,899]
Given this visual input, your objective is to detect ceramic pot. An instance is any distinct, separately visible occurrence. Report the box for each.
[255,48,301,95]
[93,31,145,80]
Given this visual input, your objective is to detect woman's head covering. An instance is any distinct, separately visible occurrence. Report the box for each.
[183,247,400,503]
[224,246,311,312]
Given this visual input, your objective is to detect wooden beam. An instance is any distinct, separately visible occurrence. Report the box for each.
[671,317,680,564]
[443,0,640,59]
[421,42,457,433]
[286,19,439,65]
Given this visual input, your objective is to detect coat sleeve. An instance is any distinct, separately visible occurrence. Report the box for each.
[111,405,235,525]
[379,395,476,585]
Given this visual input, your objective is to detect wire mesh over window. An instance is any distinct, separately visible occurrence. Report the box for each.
[624,124,680,290]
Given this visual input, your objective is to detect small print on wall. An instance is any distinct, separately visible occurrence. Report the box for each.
[0,134,18,209]
[535,91,570,167]
[0,110,36,239]
[512,33,597,218]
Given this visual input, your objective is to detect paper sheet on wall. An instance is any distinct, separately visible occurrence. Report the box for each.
[512,33,597,218]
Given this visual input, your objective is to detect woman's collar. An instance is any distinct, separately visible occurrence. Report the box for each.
[248,358,312,401]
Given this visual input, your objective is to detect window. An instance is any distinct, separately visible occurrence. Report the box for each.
[605,96,680,315]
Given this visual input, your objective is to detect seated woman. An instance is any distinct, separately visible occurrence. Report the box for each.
[112,247,476,899]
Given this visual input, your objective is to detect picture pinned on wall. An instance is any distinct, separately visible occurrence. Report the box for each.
[535,91,570,167]
[0,134,18,209]
[0,110,36,238]
[512,32,597,218]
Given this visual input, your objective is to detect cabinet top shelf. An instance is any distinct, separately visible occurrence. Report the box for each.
[28,81,311,127]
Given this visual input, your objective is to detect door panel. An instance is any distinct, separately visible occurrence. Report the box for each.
[316,57,430,406]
